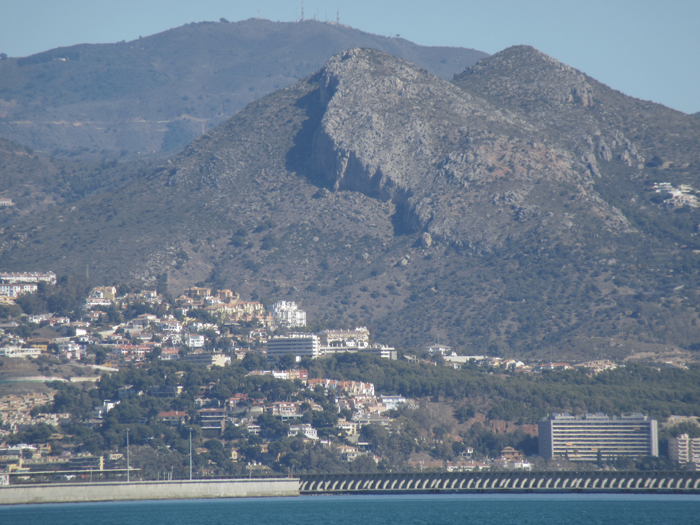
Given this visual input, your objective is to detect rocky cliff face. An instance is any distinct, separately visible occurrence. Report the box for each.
[455,45,700,179]
[309,48,632,251]
[455,46,645,182]
[2,47,700,362]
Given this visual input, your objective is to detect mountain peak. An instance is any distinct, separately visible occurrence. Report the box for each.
[489,44,564,65]
[455,44,595,109]
[462,44,576,76]
[319,47,432,107]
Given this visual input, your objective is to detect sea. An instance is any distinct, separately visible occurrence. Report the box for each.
[1,494,699,525]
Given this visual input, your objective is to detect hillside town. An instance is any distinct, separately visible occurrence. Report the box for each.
[0,272,635,372]
[0,271,698,481]
[0,273,399,364]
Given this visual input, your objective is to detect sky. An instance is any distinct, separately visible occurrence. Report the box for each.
[0,0,698,114]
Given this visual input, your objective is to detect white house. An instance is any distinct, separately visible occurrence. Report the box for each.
[158,320,183,333]
[58,342,84,359]
[186,334,205,348]
[288,423,318,440]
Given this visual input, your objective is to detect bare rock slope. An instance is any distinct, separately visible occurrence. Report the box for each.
[309,49,633,250]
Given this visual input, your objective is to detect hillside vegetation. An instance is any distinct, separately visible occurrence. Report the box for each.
[1,46,700,362]
[9,354,697,475]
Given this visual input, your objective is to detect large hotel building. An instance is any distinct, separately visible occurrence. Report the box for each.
[266,334,321,360]
[538,413,658,462]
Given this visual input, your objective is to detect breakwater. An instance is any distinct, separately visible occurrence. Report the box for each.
[300,470,700,494]
[0,478,299,505]
[5,470,699,504]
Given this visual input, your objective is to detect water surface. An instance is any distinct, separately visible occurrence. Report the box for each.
[1,494,698,524]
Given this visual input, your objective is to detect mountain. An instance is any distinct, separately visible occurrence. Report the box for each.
[2,47,700,363]
[0,19,486,160]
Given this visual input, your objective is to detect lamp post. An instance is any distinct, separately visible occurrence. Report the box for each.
[126,428,130,483]
[189,429,193,481]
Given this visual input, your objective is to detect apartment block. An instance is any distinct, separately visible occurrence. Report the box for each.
[669,433,700,465]
[266,333,320,360]
[538,413,658,462]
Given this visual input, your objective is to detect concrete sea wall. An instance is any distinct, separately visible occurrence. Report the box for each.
[0,478,300,505]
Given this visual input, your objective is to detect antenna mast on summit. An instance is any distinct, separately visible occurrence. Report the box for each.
[301,1,304,21]
[337,8,340,24]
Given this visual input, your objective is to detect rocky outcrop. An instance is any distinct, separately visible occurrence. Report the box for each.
[310,48,634,249]
[453,45,700,179]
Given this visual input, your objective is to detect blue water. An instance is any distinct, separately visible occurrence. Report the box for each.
[1,494,699,524]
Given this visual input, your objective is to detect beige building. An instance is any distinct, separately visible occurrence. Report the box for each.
[669,434,700,465]
[180,353,227,367]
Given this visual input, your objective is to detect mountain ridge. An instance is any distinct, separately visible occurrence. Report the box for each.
[0,19,486,159]
[1,46,700,362]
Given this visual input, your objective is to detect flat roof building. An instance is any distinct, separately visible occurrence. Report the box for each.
[267,333,320,360]
[180,353,227,368]
[538,413,658,462]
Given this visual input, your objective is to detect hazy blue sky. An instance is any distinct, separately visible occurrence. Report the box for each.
[1,0,698,113]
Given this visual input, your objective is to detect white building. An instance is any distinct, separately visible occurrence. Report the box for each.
[320,327,370,349]
[288,423,318,440]
[270,301,306,328]
[0,347,42,358]
[0,272,56,285]
[362,344,397,360]
[267,333,320,360]
[58,342,84,360]
[84,297,112,308]
[186,334,205,348]
[337,419,358,436]
[318,326,396,359]
[507,460,532,471]
[380,396,407,411]
[158,320,183,333]
[93,399,120,419]
[0,284,38,298]
[426,344,451,356]
[27,313,53,324]
[538,413,658,462]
